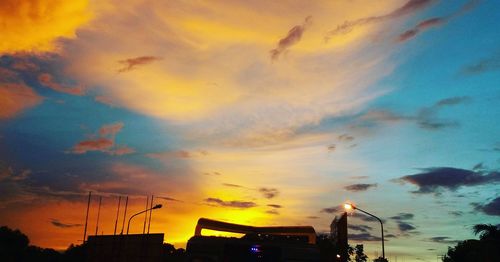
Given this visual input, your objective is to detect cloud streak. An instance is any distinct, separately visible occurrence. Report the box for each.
[270,16,312,61]
[325,0,435,41]
[205,197,256,209]
[118,56,162,73]
[344,183,377,192]
[70,122,134,155]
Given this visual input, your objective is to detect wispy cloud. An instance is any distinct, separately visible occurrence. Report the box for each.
[267,204,282,209]
[397,0,480,42]
[348,224,373,233]
[348,232,383,242]
[344,183,377,192]
[259,187,279,199]
[461,52,500,75]
[70,122,134,155]
[0,83,42,119]
[118,56,162,73]
[320,206,342,214]
[325,0,435,41]
[204,197,256,209]
[427,236,457,244]
[270,16,312,61]
[50,219,82,229]
[38,73,85,96]
[396,167,500,194]
[390,213,414,220]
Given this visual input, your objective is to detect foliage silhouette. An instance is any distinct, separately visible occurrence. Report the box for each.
[442,224,499,262]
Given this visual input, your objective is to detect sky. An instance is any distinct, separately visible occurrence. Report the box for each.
[0,0,499,261]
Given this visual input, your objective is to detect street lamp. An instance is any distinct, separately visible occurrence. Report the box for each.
[344,203,385,259]
[126,204,162,234]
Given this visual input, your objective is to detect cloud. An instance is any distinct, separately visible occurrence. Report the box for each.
[204,197,256,209]
[147,150,208,160]
[307,216,319,219]
[448,211,464,217]
[427,236,457,244]
[267,204,282,209]
[321,206,342,214]
[397,0,480,42]
[474,196,500,216]
[338,134,355,142]
[397,167,500,194]
[397,221,417,232]
[222,183,244,188]
[348,232,382,242]
[348,224,373,233]
[70,122,134,155]
[397,17,445,42]
[390,213,414,220]
[50,219,82,228]
[38,73,85,95]
[270,16,312,61]
[359,96,471,131]
[461,52,500,75]
[0,0,91,53]
[156,196,183,202]
[325,0,435,40]
[344,183,377,192]
[266,209,279,215]
[0,82,43,119]
[117,56,162,73]
[351,212,385,223]
[259,187,279,199]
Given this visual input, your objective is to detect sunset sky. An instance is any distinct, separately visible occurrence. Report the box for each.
[0,0,499,261]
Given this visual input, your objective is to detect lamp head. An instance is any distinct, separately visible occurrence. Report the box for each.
[344,203,354,210]
[153,204,162,209]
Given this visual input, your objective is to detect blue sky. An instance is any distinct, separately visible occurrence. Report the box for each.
[0,0,499,261]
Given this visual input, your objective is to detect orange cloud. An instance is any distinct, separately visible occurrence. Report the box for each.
[70,122,134,155]
[0,83,42,119]
[0,0,92,53]
[38,73,85,95]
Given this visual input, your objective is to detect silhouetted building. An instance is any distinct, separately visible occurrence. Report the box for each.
[186,218,320,261]
[336,213,348,262]
[87,234,164,262]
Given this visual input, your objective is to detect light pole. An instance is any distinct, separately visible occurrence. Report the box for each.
[344,203,385,259]
[126,204,162,235]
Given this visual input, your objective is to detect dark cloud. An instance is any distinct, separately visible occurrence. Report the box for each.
[474,196,500,216]
[205,197,256,209]
[338,134,355,142]
[327,144,336,152]
[50,219,82,228]
[397,221,417,232]
[427,236,457,244]
[321,206,342,214]
[344,183,377,192]
[118,56,162,72]
[307,216,319,219]
[267,204,282,208]
[348,232,382,242]
[461,52,500,75]
[348,224,373,233]
[266,209,279,215]
[270,16,312,61]
[397,167,500,194]
[448,211,464,217]
[222,183,244,188]
[351,212,386,223]
[350,176,370,180]
[156,196,182,202]
[259,187,279,199]
[325,0,435,41]
[390,213,414,220]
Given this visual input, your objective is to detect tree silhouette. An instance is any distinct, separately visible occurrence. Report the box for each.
[443,224,499,262]
[354,244,368,262]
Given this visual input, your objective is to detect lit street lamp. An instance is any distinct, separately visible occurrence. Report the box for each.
[126,204,162,234]
[345,203,385,259]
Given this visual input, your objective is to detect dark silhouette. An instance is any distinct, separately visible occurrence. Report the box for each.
[354,244,368,262]
[372,257,388,262]
[442,224,499,262]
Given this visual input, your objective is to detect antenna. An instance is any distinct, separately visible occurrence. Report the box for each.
[147,195,154,234]
[95,196,102,235]
[83,191,92,243]
[142,195,149,234]
[113,196,121,235]
[120,196,128,234]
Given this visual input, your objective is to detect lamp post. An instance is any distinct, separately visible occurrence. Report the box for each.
[345,203,385,259]
[126,204,162,235]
